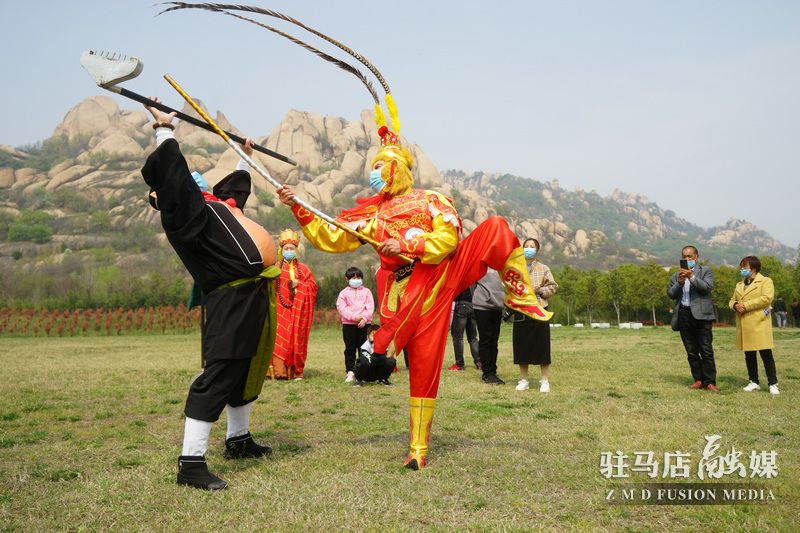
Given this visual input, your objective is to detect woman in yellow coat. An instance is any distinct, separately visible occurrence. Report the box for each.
[729,256,779,395]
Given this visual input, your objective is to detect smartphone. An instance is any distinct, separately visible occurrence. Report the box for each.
[679,259,689,269]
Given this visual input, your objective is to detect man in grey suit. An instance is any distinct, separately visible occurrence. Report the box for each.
[667,245,718,392]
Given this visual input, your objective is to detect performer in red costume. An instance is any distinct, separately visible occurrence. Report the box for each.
[161,1,552,470]
[278,127,552,470]
[271,229,318,380]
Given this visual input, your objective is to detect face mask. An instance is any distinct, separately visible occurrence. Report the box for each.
[191,171,209,192]
[740,268,751,278]
[523,247,537,260]
[687,260,696,268]
[369,169,385,193]
[349,278,363,289]
[283,250,296,261]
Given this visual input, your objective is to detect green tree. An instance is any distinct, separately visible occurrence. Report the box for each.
[7,210,54,243]
[627,261,670,326]
[573,269,602,323]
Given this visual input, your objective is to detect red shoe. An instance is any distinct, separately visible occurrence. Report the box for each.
[689,380,704,389]
[705,384,720,393]
[447,364,465,371]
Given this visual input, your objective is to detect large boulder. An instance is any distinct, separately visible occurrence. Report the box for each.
[53,96,118,138]
[0,168,15,188]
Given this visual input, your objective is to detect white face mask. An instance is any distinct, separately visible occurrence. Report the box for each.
[349,278,363,289]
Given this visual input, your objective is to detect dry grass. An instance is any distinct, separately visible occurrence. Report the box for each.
[0,326,798,531]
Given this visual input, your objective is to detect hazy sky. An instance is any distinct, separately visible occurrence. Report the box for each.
[1,1,798,248]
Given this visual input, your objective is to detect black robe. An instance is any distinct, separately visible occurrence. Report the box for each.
[141,139,269,364]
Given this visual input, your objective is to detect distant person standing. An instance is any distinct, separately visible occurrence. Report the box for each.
[773,296,788,329]
[791,298,800,328]
[512,238,558,392]
[472,269,506,385]
[666,245,718,392]
[730,256,780,395]
[449,287,481,371]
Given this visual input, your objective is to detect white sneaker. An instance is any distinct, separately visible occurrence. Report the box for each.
[539,380,550,393]
[742,381,761,392]
[769,384,780,395]
[515,379,529,391]
[345,371,355,383]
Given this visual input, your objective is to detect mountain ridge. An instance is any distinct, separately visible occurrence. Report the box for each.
[0,96,794,272]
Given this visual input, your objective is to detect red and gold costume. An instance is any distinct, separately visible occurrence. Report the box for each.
[291,127,551,469]
[271,229,318,379]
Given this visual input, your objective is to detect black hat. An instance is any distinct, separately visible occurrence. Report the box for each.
[212,170,252,209]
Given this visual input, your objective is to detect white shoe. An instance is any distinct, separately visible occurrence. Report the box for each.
[345,371,355,383]
[742,381,761,392]
[515,379,529,391]
[769,384,780,395]
[539,380,550,393]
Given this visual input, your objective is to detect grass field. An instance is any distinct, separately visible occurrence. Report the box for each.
[1,325,798,531]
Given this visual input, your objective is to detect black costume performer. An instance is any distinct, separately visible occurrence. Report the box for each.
[141,114,279,490]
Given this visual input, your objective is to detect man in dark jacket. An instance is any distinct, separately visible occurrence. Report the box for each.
[666,246,718,392]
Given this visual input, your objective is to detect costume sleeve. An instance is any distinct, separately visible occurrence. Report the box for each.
[538,266,558,299]
[301,263,318,303]
[140,138,207,235]
[398,192,459,264]
[291,204,374,253]
[398,214,459,264]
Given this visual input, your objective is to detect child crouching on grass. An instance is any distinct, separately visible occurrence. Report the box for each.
[354,325,396,386]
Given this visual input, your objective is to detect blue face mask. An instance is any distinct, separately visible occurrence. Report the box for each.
[687,260,696,268]
[191,171,209,192]
[349,278,363,289]
[283,250,296,261]
[523,247,537,260]
[740,268,751,278]
[369,169,385,193]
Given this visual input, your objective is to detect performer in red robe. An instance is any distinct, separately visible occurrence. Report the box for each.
[271,229,318,380]
[278,127,552,469]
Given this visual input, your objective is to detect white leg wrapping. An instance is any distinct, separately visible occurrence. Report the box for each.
[181,417,212,457]
[226,403,251,439]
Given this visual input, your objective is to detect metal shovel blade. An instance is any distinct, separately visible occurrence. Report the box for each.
[80,50,143,90]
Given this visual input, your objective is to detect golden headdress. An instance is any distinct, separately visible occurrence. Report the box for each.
[279,228,299,248]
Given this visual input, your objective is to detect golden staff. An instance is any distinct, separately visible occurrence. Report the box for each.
[163,74,413,264]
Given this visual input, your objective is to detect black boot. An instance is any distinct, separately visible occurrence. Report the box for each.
[224,432,273,459]
[177,456,227,490]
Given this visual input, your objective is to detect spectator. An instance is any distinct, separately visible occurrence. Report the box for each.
[354,325,396,385]
[473,269,506,385]
[791,298,800,328]
[773,296,788,329]
[730,256,779,395]
[336,266,375,383]
[666,245,718,392]
[512,238,558,392]
[449,287,481,370]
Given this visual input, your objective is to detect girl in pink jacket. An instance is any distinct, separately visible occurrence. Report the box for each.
[336,267,375,382]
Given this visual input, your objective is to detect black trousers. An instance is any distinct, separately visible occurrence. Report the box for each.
[677,306,716,385]
[342,324,368,373]
[474,308,503,377]
[745,350,778,386]
[354,353,397,382]
[184,358,254,423]
[451,302,480,367]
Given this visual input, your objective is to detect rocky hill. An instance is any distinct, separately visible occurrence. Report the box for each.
[0,96,795,282]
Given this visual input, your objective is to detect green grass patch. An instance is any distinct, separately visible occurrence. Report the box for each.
[0,327,798,530]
